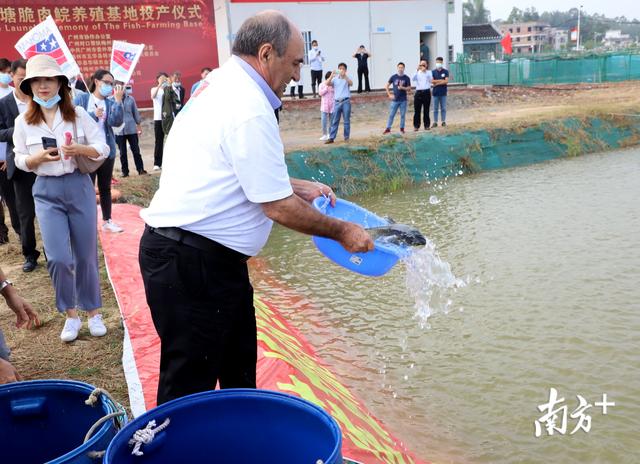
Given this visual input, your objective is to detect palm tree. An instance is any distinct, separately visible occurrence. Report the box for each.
[463,0,491,24]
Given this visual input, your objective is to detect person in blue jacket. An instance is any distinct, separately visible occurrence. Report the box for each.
[74,69,125,233]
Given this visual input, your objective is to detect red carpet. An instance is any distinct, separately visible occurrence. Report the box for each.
[100,204,426,464]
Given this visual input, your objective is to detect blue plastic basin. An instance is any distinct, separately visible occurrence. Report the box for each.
[312,196,410,276]
[0,380,124,463]
[104,389,343,463]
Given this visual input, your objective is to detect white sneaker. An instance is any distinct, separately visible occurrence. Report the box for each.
[319,135,328,141]
[102,220,124,233]
[88,314,107,337]
[153,165,161,171]
[60,317,82,342]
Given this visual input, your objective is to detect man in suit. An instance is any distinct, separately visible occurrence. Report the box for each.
[0,59,39,272]
[0,57,19,245]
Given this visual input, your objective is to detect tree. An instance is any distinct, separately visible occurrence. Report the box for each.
[522,7,540,21]
[463,0,491,24]
[507,7,523,23]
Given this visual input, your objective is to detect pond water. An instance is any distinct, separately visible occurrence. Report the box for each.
[252,148,640,463]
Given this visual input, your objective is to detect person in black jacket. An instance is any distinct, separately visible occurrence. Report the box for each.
[353,45,371,93]
[0,59,40,272]
[170,71,185,113]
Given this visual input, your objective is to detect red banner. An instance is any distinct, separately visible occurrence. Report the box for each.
[0,0,218,107]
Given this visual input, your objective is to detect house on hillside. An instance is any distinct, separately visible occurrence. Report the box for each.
[462,23,502,61]
[603,30,633,49]
[499,22,550,54]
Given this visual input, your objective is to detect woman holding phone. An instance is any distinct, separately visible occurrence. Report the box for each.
[74,69,124,233]
[12,55,110,342]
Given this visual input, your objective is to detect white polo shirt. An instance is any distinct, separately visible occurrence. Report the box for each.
[141,57,293,256]
[151,87,164,121]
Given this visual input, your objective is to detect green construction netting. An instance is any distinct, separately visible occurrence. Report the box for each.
[451,53,640,86]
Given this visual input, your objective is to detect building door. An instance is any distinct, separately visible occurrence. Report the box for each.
[371,33,392,89]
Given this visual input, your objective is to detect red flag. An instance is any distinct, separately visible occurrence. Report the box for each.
[501,33,513,55]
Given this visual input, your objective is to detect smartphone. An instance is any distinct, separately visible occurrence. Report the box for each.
[41,136,58,155]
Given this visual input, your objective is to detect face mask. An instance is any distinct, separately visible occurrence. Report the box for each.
[125,88,132,95]
[0,73,11,85]
[436,63,443,69]
[100,84,113,97]
[33,94,61,109]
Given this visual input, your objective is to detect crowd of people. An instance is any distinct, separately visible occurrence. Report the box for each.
[285,40,449,142]
[0,11,447,395]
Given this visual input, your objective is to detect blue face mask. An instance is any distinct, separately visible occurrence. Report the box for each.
[0,73,11,85]
[33,94,61,109]
[100,84,113,97]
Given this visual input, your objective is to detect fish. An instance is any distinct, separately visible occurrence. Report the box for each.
[366,223,427,247]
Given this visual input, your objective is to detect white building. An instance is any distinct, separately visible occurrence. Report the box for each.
[548,28,569,51]
[603,30,633,49]
[214,0,463,90]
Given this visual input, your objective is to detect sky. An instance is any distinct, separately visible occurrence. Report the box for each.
[484,0,640,21]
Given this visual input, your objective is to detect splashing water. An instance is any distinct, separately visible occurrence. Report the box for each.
[402,238,466,328]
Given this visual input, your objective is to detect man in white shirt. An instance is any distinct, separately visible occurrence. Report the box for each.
[309,40,324,98]
[412,59,433,131]
[139,11,373,405]
[150,72,168,170]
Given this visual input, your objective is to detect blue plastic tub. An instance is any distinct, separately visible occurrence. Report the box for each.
[104,389,343,463]
[312,196,410,276]
[0,380,126,463]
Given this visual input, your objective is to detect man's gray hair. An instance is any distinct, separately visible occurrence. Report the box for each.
[231,12,292,57]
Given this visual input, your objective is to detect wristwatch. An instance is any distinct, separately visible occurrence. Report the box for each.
[0,279,13,293]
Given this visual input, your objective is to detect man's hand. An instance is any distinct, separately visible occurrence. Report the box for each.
[291,179,336,206]
[94,107,105,119]
[113,85,125,103]
[4,289,39,329]
[338,222,375,253]
[136,124,143,135]
[0,358,21,384]
[0,161,6,172]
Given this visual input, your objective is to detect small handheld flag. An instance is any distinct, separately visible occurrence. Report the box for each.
[15,16,80,79]
[110,41,144,84]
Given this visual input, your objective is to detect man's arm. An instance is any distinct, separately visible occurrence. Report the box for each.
[262,194,373,253]
[346,75,353,86]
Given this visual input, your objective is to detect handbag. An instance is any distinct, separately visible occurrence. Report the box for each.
[72,117,106,174]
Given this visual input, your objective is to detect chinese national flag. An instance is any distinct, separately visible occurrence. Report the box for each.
[501,33,513,55]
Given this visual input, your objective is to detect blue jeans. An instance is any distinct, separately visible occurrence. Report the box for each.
[433,95,447,123]
[386,100,407,129]
[33,171,101,312]
[329,99,351,140]
[321,111,332,136]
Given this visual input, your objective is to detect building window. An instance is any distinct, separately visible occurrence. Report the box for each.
[528,36,532,41]
[528,27,532,32]
[448,45,454,63]
[447,0,454,13]
[516,37,520,42]
[517,27,520,33]
[302,31,313,65]
[509,28,513,33]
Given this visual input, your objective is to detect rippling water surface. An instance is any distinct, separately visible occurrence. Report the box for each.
[252,148,640,463]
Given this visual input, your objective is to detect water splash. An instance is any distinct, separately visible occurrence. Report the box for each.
[402,238,466,328]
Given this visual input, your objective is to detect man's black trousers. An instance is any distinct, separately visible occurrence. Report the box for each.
[414,89,431,129]
[357,67,370,93]
[310,69,323,95]
[139,226,256,405]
